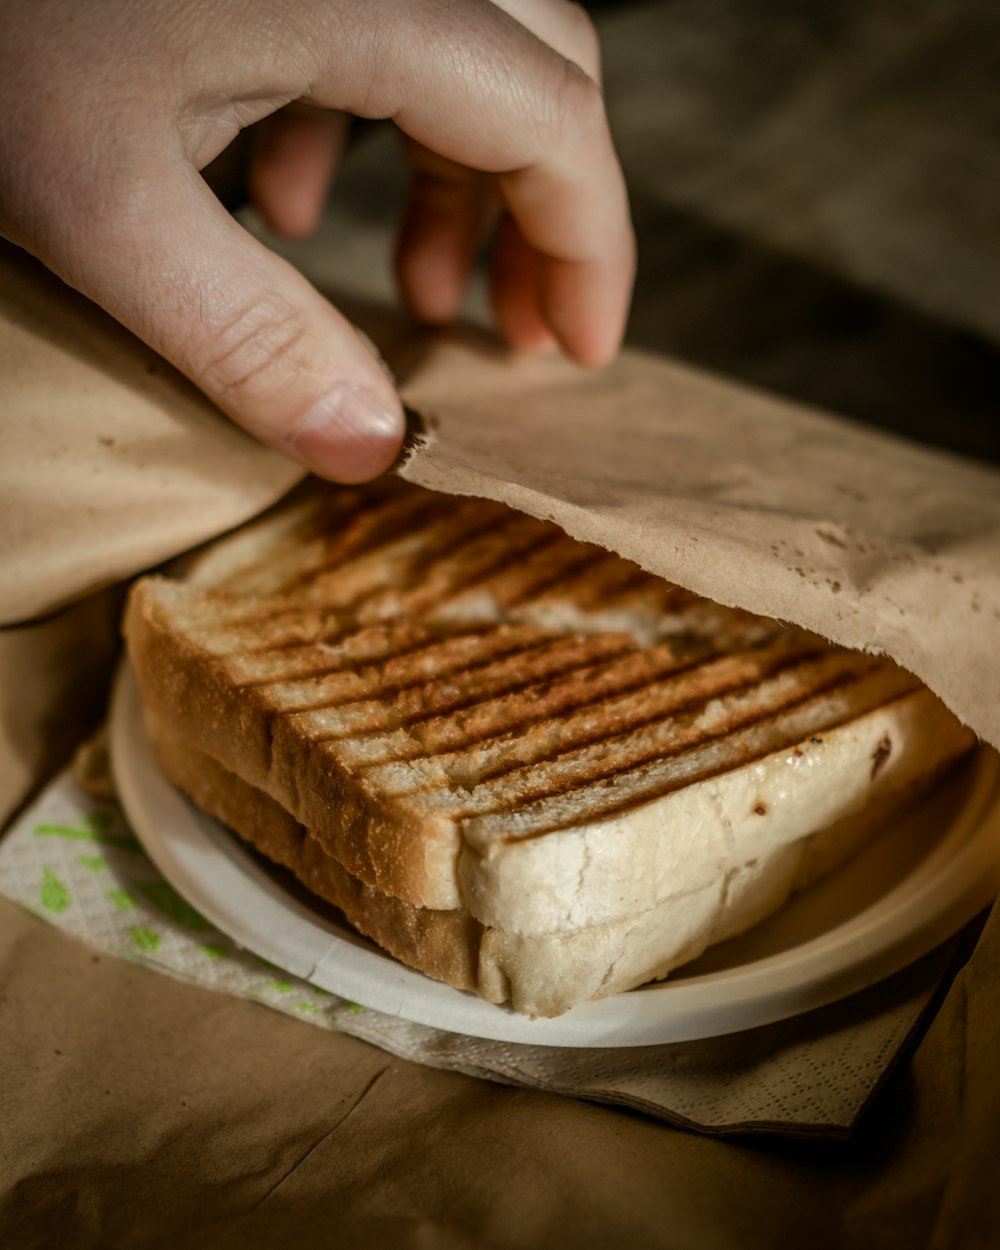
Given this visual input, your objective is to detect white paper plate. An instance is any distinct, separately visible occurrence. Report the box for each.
[110,663,1000,1047]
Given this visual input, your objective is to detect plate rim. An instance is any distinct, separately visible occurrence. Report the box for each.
[109,661,1000,1047]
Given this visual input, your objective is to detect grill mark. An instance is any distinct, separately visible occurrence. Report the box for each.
[293,504,520,611]
[198,564,704,650]
[235,620,414,658]
[272,490,471,595]
[186,509,706,666]
[231,623,541,689]
[270,632,637,719]
[205,482,470,598]
[307,633,807,761]
[381,506,541,582]
[202,555,726,662]
[184,588,394,644]
[211,488,374,594]
[595,565,664,603]
[264,636,567,714]
[388,636,615,714]
[382,634,639,722]
[189,507,536,647]
[440,648,844,794]
[231,626,492,688]
[558,555,658,608]
[386,523,561,620]
[326,512,553,631]
[496,546,609,609]
[356,643,841,796]
[459,667,871,819]
[221,605,795,770]
[204,552,649,666]
[304,645,689,746]
[298,479,423,539]
[392,635,805,750]
[208,611,357,656]
[493,677,913,841]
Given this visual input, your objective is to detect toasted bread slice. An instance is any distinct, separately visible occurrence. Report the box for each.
[152,722,958,1017]
[125,480,975,969]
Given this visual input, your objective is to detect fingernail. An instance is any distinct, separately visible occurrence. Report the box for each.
[286,386,404,483]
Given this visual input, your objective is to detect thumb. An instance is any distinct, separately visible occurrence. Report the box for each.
[66,161,405,483]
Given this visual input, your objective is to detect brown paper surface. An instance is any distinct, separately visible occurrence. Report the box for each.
[396,329,1000,750]
[0,589,122,826]
[0,242,304,626]
[1,877,997,1250]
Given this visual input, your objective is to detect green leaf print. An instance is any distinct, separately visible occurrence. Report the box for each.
[33,823,141,852]
[198,945,230,960]
[76,854,107,873]
[135,882,212,931]
[129,926,161,953]
[107,888,136,912]
[40,867,70,914]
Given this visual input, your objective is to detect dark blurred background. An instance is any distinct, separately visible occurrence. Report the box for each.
[243,0,1000,465]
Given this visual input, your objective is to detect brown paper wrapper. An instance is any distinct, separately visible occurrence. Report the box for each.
[395,328,1000,750]
[0,244,303,625]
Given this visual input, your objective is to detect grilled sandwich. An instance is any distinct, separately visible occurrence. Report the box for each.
[125,479,976,1016]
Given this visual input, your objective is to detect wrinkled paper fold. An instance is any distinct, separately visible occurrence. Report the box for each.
[0,243,304,624]
[394,327,1000,748]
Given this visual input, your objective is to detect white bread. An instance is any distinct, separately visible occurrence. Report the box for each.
[151,722,935,1017]
[125,478,976,1014]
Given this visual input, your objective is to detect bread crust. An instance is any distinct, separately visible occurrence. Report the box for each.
[127,581,451,906]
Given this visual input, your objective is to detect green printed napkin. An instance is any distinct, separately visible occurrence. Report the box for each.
[0,766,956,1137]
[0,772,356,1026]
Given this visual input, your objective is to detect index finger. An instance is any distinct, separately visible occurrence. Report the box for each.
[300,0,634,365]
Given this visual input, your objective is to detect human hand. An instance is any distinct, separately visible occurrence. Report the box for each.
[0,0,634,482]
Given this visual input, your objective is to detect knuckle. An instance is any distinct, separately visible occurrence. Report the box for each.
[551,57,606,145]
[193,294,311,405]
